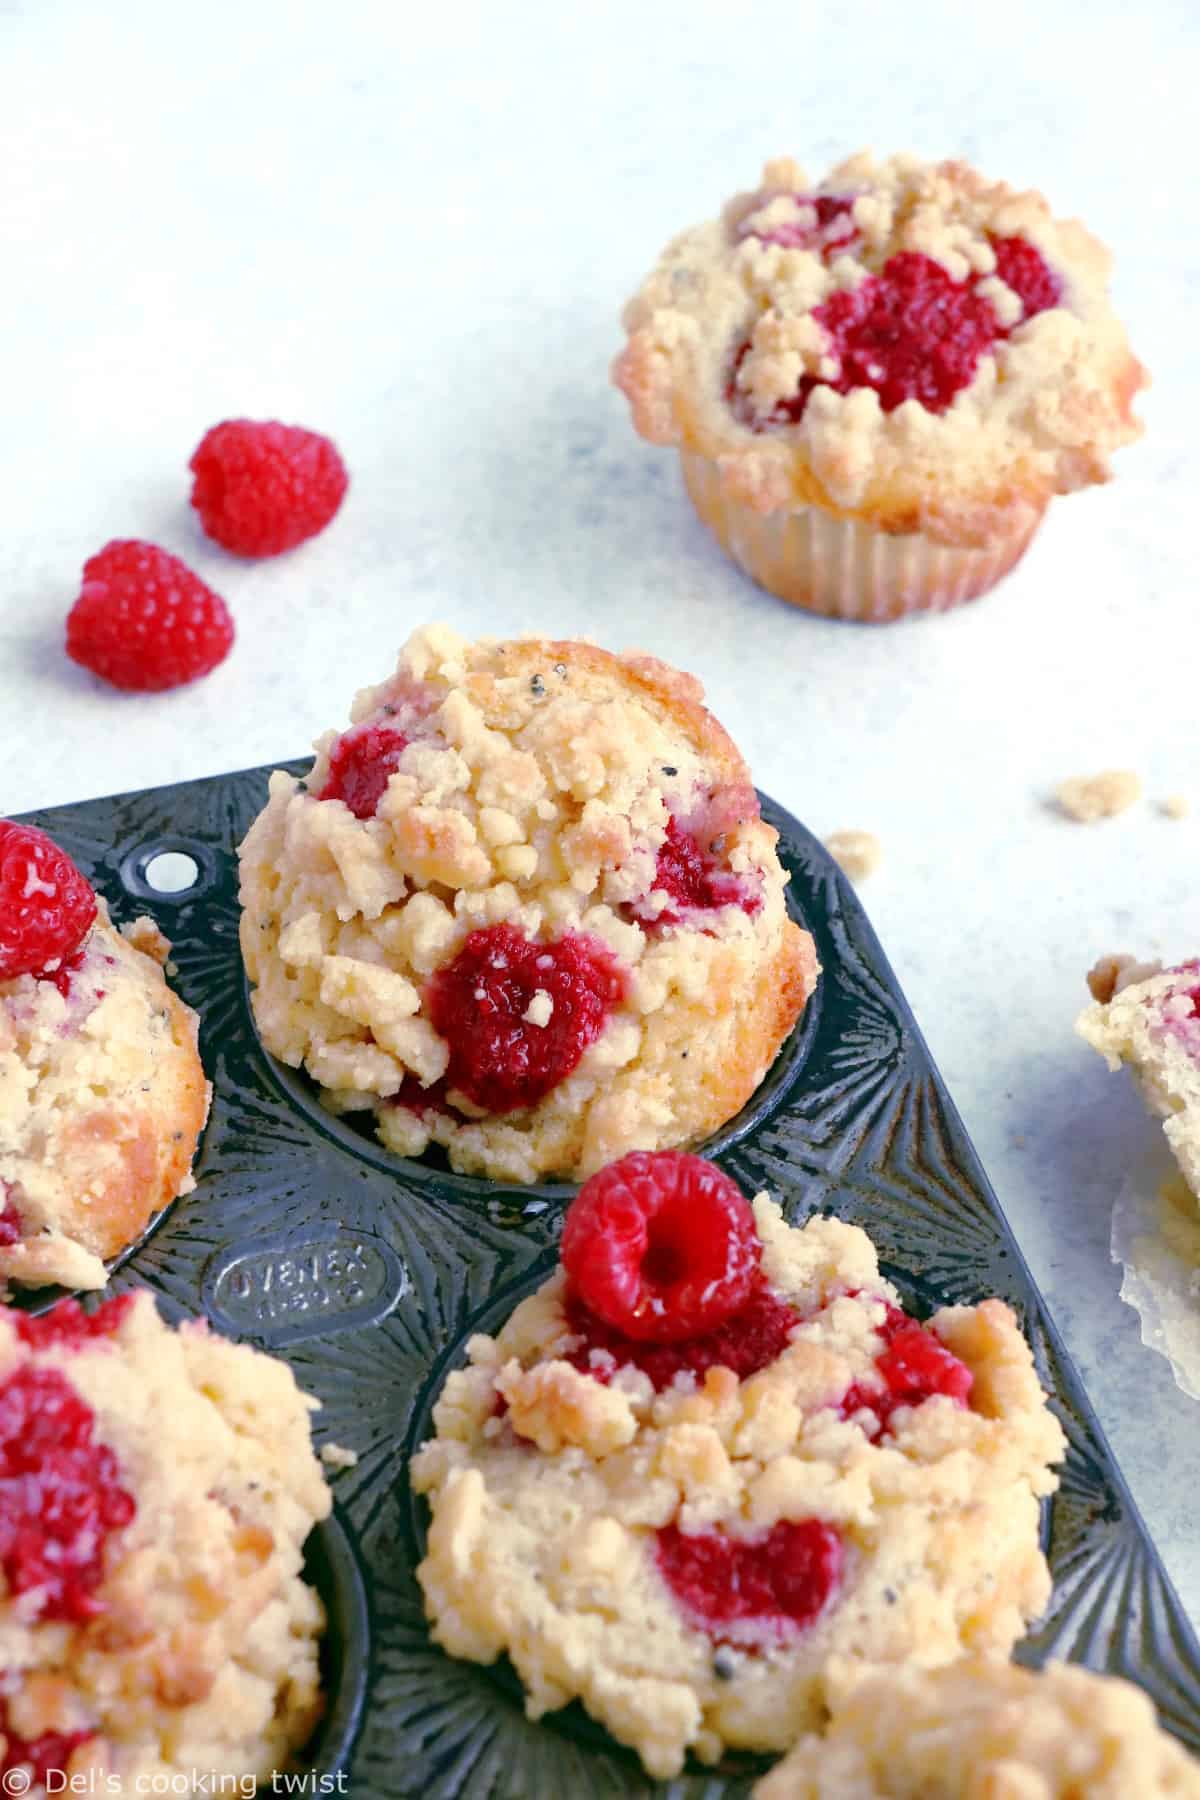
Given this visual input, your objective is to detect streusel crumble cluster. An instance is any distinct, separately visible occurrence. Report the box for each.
[240,625,816,1183]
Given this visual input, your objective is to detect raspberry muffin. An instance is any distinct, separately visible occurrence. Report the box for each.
[614,151,1145,621]
[1078,956,1200,1199]
[754,1658,1200,1797]
[0,823,209,1291]
[240,624,816,1183]
[411,1153,1066,1778]
[0,1290,329,1791]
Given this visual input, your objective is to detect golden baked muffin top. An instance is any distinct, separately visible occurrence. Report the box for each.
[615,151,1146,544]
[240,624,816,1183]
[412,1152,1066,1778]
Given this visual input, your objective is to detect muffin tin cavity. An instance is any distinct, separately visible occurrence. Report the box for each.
[302,1510,372,1781]
[13,762,1200,1796]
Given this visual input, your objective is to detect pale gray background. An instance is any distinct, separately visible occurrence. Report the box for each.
[1,0,1197,1624]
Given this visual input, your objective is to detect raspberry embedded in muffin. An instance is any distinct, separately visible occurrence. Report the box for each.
[0,1290,329,1789]
[1077,957,1200,1200]
[615,150,1146,621]
[753,1659,1200,1799]
[411,1154,1066,1778]
[0,833,210,1292]
[239,624,818,1184]
[426,923,627,1114]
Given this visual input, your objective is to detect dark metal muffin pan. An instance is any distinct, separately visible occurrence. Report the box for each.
[16,761,1200,1798]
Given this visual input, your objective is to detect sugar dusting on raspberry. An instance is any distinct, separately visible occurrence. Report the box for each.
[838,1297,973,1437]
[427,924,626,1113]
[656,1518,844,1644]
[0,822,97,984]
[189,418,349,557]
[0,1355,136,1621]
[564,1273,797,1391]
[560,1151,760,1343]
[318,722,411,820]
[66,541,234,691]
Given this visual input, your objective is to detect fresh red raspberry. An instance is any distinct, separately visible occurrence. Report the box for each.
[565,1272,797,1390]
[560,1151,760,1343]
[189,419,349,557]
[426,924,626,1114]
[742,192,860,259]
[15,1294,134,1349]
[630,818,762,928]
[0,1363,136,1621]
[990,235,1062,326]
[66,541,234,691]
[318,722,410,819]
[656,1518,843,1643]
[839,1300,973,1436]
[0,822,97,983]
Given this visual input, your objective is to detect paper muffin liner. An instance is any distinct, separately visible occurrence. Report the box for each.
[679,449,1044,623]
[1111,1152,1200,1402]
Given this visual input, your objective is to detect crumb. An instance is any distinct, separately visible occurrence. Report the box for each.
[825,830,881,883]
[119,915,172,966]
[1011,1134,1026,1150]
[320,1442,359,1471]
[1085,952,1164,1004]
[1160,794,1189,820]
[1055,771,1142,823]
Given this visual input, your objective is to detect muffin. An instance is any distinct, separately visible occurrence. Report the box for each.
[0,822,210,1290]
[410,1152,1066,1778]
[240,624,817,1183]
[754,1658,1200,1797]
[614,150,1145,621]
[1078,956,1200,1198]
[0,1290,329,1791]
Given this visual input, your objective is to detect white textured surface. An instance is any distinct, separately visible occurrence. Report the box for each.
[2,0,1198,1629]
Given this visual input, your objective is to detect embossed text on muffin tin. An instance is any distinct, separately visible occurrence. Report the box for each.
[203,1226,408,1346]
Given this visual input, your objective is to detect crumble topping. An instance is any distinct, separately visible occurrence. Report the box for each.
[614,152,1145,544]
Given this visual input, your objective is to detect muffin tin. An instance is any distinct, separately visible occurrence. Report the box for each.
[16,760,1200,1798]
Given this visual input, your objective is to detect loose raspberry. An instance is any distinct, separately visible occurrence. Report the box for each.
[0,822,97,983]
[318,722,410,820]
[426,924,626,1114]
[15,1294,134,1350]
[742,192,860,259]
[629,818,762,928]
[990,235,1062,327]
[838,1300,973,1437]
[0,1362,136,1621]
[656,1518,843,1644]
[66,541,234,692]
[560,1151,760,1343]
[565,1272,797,1390]
[189,419,349,557]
